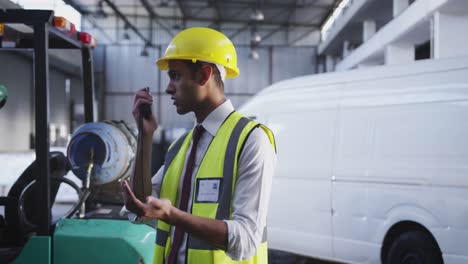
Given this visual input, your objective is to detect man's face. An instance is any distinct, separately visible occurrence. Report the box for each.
[165,60,201,115]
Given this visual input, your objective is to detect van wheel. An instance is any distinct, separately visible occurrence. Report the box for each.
[385,230,443,264]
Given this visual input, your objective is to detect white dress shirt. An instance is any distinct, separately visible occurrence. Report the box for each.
[149,99,276,262]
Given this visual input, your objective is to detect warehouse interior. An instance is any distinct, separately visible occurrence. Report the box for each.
[0,0,329,152]
[1,0,468,263]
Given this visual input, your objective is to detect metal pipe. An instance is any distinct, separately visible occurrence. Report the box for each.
[82,47,95,123]
[34,20,52,236]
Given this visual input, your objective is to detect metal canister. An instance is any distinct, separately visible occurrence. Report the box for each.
[67,121,136,185]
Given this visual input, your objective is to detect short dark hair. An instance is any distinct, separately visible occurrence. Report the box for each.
[183,60,224,91]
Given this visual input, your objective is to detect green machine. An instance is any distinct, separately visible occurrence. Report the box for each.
[0,10,155,264]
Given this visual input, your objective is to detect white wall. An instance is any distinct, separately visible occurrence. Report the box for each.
[433,11,468,59]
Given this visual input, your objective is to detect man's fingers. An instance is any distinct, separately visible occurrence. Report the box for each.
[133,98,153,116]
[135,93,152,102]
[135,98,153,107]
[133,90,153,103]
[121,180,130,200]
[146,196,165,209]
[123,181,148,216]
[121,179,128,190]
[123,181,137,200]
[134,88,152,104]
[123,181,147,209]
[133,98,152,116]
[146,196,157,204]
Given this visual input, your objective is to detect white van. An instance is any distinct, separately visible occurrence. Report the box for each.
[239,57,468,264]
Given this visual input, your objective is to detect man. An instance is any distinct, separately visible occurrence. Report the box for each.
[122,27,276,264]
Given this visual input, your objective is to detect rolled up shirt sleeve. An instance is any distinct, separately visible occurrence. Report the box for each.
[223,127,277,260]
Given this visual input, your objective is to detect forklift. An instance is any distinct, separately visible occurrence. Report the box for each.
[0,10,155,263]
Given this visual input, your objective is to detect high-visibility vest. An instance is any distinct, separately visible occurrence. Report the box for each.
[153,111,276,264]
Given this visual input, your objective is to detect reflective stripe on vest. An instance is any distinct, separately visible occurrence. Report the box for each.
[154,112,276,264]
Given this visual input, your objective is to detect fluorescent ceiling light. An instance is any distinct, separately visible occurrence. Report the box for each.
[252,32,262,44]
[250,9,264,21]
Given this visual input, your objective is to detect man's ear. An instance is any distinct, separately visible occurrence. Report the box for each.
[197,64,212,86]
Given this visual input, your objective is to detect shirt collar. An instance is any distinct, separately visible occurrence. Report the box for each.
[197,99,234,137]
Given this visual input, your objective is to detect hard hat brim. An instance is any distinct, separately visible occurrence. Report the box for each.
[156,56,239,79]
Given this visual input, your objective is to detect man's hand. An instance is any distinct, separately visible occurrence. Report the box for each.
[121,180,144,215]
[133,87,158,135]
[122,180,228,250]
[122,180,173,222]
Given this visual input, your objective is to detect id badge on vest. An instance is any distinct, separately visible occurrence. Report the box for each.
[195,178,222,203]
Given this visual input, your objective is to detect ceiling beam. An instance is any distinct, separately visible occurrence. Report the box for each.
[288,9,326,45]
[62,0,91,15]
[287,0,298,25]
[229,6,296,40]
[214,0,223,21]
[288,27,319,45]
[261,26,286,43]
[79,24,315,31]
[285,0,297,45]
[139,0,173,37]
[62,0,114,42]
[205,7,246,29]
[82,16,115,43]
[148,17,153,47]
[184,0,333,10]
[105,13,321,28]
[82,2,333,11]
[228,23,250,39]
[175,0,189,20]
[319,0,342,27]
[102,0,152,45]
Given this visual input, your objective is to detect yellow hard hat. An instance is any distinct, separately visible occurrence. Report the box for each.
[156,27,239,78]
